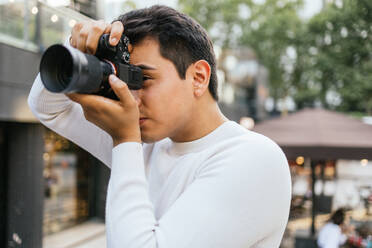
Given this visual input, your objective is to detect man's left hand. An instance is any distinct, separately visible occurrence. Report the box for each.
[67,75,141,146]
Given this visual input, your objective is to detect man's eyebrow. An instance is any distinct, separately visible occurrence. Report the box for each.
[136,64,157,70]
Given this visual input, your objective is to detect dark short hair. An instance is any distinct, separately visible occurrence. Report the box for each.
[115,5,219,101]
[330,208,345,225]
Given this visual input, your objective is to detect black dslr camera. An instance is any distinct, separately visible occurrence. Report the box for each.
[39,34,143,100]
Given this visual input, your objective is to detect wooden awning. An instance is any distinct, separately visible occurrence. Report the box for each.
[253,108,372,160]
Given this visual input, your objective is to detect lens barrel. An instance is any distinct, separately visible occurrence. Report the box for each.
[40,44,113,94]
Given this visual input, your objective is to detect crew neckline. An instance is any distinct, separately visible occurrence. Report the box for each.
[166,121,241,156]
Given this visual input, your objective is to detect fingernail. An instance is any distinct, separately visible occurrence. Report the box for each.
[110,37,117,44]
[109,74,118,82]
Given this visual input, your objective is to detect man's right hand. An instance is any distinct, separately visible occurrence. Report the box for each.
[69,20,125,55]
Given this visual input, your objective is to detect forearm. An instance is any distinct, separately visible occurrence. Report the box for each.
[28,74,73,118]
[28,74,113,166]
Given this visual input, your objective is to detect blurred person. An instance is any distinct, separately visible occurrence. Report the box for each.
[317,208,354,248]
[349,224,372,248]
[28,5,291,248]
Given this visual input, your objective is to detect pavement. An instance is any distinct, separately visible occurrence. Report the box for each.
[43,219,107,248]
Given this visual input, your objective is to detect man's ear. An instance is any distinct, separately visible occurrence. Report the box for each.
[191,60,211,97]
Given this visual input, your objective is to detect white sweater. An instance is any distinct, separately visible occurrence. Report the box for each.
[28,76,291,248]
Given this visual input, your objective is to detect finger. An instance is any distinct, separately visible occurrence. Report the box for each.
[128,43,133,53]
[109,74,136,105]
[66,93,84,103]
[85,20,107,54]
[70,22,83,47]
[66,93,99,105]
[77,22,91,52]
[130,90,142,106]
[109,21,124,46]
[69,93,117,110]
[103,23,112,34]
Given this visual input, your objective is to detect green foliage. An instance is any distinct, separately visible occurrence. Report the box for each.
[179,0,372,114]
[121,0,137,13]
[179,0,306,109]
[239,0,304,104]
[300,0,372,113]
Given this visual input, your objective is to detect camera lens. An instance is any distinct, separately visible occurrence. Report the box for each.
[39,35,143,99]
[40,45,74,92]
[40,44,109,94]
[57,58,73,88]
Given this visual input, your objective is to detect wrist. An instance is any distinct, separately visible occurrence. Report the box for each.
[112,130,141,147]
[113,138,141,147]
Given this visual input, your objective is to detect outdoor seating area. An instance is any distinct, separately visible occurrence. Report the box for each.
[254,108,372,247]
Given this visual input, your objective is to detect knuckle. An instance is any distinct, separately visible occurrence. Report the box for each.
[119,83,129,92]
[92,23,104,32]
[79,31,89,38]
[103,23,112,33]
[86,44,96,53]
[114,81,127,89]
[74,22,83,30]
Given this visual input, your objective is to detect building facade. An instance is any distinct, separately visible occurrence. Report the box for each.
[0,1,108,247]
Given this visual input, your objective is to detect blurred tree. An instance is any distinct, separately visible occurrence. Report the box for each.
[298,0,372,113]
[239,0,304,113]
[121,0,137,13]
[179,0,372,115]
[179,0,305,113]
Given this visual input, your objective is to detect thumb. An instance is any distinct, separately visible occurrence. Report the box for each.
[109,74,136,105]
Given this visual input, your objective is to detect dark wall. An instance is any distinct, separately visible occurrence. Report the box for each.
[0,42,40,122]
[5,122,44,248]
[0,42,43,247]
[90,160,110,220]
[0,123,7,247]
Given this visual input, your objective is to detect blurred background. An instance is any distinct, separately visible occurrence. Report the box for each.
[0,0,372,247]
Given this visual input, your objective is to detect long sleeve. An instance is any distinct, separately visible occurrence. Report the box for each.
[107,143,158,248]
[106,137,291,248]
[28,73,113,166]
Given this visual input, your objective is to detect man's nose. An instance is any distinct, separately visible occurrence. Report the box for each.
[130,90,142,106]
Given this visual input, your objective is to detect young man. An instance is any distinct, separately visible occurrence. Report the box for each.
[28,5,291,248]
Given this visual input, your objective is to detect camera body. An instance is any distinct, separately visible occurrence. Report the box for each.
[39,34,143,100]
[95,34,143,97]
